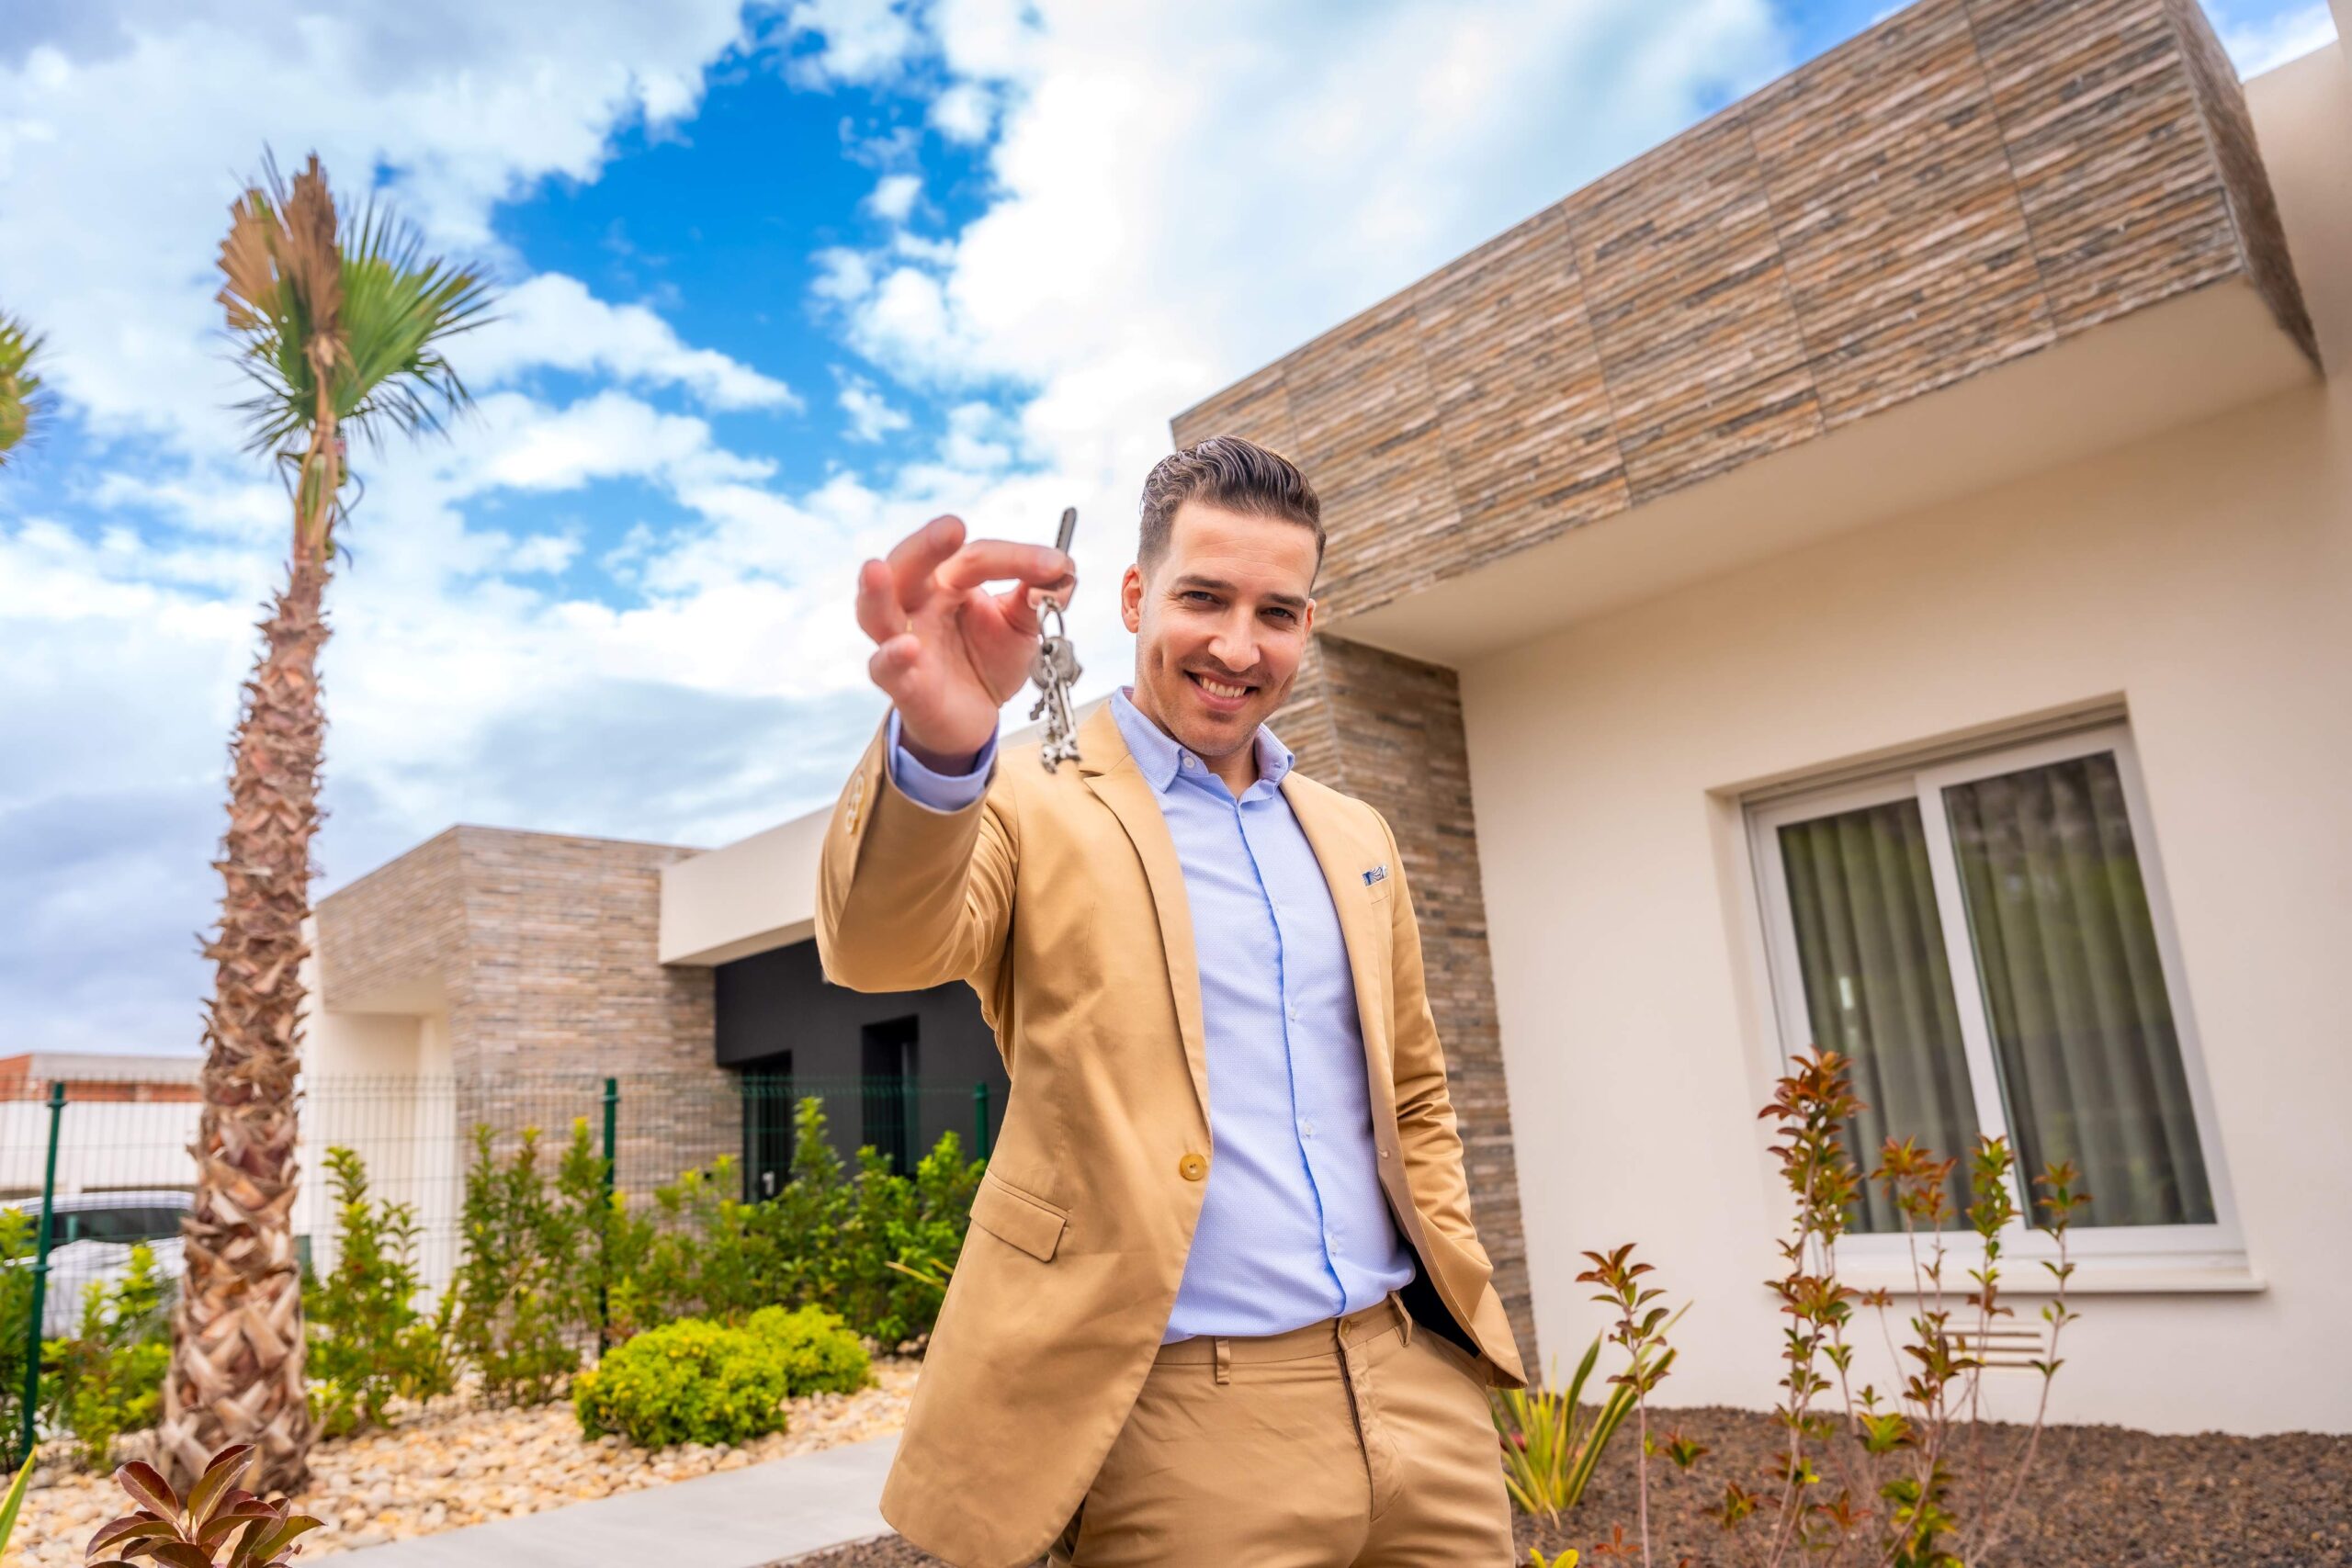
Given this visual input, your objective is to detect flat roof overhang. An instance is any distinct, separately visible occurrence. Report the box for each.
[1171,0,2324,664]
[1329,275,2316,666]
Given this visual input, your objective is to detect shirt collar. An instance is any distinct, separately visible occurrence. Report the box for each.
[1112,684,1294,795]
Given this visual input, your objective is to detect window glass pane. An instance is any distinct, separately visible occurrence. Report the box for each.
[1944,750,2214,1227]
[68,1206,185,1244]
[1780,799,1978,1232]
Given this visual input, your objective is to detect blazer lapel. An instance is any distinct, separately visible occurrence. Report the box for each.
[1281,776,1396,1131]
[1079,702,1213,1137]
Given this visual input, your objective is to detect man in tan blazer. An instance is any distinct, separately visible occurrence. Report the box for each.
[817,434,1527,1567]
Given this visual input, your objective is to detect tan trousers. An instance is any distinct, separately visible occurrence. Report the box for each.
[1047,1292,1516,1566]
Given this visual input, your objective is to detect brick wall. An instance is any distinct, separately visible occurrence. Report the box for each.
[1276,637,1536,1365]
[318,826,729,1180]
[317,827,716,1082]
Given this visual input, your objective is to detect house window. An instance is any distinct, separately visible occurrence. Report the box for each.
[1748,722,2232,1255]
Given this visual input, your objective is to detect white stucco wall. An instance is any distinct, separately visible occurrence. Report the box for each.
[1458,46,2352,1435]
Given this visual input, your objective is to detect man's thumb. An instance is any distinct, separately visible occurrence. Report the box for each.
[869,632,922,688]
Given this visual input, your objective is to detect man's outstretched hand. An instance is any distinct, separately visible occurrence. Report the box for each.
[855,513,1077,773]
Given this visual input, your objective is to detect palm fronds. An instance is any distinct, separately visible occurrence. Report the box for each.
[216,151,494,461]
[0,311,49,465]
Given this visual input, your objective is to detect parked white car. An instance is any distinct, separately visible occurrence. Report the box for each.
[3,1189,189,1336]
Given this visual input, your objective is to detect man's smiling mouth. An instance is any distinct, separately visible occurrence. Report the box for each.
[1188,671,1253,700]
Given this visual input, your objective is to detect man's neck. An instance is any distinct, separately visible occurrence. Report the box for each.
[1127,682,1260,795]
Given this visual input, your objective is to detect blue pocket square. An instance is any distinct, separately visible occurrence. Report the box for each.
[1362,864,1388,886]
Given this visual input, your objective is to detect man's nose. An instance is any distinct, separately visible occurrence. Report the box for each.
[1206,614,1258,673]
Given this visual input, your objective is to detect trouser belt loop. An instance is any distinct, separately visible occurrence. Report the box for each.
[1214,1336,1231,1384]
[1389,1290,1412,1346]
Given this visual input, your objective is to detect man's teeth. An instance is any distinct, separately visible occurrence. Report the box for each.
[1193,673,1250,699]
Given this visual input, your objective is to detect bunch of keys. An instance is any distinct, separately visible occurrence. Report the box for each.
[1028,505,1082,772]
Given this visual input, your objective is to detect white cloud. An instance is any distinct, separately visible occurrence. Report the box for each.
[466,389,767,492]
[837,374,913,442]
[466,274,797,411]
[784,0,921,85]
[820,0,1788,404]
[927,81,997,142]
[2220,1,2336,75]
[809,245,877,302]
[865,172,924,222]
[0,1,757,456]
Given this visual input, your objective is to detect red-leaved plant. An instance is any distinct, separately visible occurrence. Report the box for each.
[1694,1046,2086,1568]
[85,1443,322,1566]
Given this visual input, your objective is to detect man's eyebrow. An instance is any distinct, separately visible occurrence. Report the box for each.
[1170,573,1309,610]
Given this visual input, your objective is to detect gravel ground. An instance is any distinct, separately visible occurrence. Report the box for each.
[8,1356,918,1563]
[778,1404,2352,1567]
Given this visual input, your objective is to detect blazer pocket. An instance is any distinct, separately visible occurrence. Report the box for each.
[968,1169,1069,1262]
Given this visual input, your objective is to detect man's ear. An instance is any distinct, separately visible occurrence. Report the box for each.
[1301,596,1316,637]
[1120,562,1144,634]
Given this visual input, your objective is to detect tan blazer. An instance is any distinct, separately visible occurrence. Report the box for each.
[816,698,1527,1568]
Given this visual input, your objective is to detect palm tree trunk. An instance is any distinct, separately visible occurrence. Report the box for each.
[158,482,333,1491]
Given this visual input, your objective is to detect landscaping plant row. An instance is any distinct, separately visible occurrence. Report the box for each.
[1,1096,978,1470]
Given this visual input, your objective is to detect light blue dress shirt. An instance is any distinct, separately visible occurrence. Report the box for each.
[884,689,1416,1341]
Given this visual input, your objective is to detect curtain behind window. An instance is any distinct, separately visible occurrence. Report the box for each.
[1944,752,2214,1226]
[1780,801,1977,1232]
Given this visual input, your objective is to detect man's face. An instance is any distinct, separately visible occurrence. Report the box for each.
[1121,499,1318,760]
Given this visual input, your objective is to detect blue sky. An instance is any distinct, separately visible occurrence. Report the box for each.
[0,0,2335,1059]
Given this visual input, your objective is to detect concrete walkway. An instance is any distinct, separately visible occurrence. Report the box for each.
[336,1434,899,1568]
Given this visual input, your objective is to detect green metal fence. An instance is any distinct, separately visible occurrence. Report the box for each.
[0,1068,994,1468]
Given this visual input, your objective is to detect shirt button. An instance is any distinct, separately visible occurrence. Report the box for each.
[1287,1002,1299,1021]
[1178,1152,1208,1181]
[1299,1118,1315,1137]
[1181,755,1197,770]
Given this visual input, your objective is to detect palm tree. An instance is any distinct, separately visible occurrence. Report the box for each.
[157,152,492,1492]
[0,312,47,464]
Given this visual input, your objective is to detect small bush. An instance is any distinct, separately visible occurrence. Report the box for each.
[41,1242,171,1469]
[573,1318,793,1449]
[0,1208,36,1461]
[454,1124,584,1404]
[745,1303,872,1396]
[305,1145,452,1437]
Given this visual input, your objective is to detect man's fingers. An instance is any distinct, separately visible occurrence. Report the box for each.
[855,558,909,644]
[887,514,967,612]
[936,538,1076,596]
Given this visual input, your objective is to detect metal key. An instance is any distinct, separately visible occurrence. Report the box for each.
[1028,506,1083,772]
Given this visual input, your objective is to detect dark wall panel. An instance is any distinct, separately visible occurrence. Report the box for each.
[716,939,1007,1170]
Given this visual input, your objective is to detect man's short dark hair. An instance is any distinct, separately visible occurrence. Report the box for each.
[1137,434,1325,581]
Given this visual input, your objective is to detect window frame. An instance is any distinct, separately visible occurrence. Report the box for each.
[1746,720,2244,1271]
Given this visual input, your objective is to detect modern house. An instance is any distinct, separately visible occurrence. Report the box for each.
[308,0,2351,1434]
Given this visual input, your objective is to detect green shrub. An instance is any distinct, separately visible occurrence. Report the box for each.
[305,1145,453,1436]
[572,1318,792,1449]
[745,1303,872,1396]
[593,1099,978,1350]
[453,1124,585,1404]
[40,1242,171,1468]
[0,1208,34,1463]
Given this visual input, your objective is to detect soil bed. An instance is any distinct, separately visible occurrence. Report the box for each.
[780,1404,2352,1567]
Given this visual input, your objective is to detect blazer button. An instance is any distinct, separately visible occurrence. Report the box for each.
[1178,1153,1208,1182]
